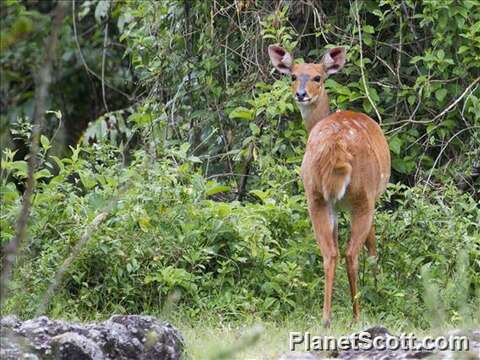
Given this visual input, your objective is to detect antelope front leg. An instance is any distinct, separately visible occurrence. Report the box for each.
[307,199,338,327]
[346,205,374,321]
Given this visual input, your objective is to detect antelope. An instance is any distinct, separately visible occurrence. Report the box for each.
[268,45,390,326]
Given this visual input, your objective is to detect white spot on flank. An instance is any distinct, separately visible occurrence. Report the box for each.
[336,174,351,201]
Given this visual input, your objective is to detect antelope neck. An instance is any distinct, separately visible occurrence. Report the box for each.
[298,88,330,133]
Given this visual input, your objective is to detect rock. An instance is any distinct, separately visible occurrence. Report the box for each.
[336,326,434,360]
[0,315,183,360]
[51,332,103,360]
[277,326,480,360]
[278,352,322,359]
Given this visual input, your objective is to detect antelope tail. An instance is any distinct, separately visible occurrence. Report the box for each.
[315,140,353,202]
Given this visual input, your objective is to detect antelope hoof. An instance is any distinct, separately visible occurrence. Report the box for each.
[322,319,331,328]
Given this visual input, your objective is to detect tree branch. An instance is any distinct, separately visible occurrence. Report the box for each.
[352,0,383,123]
[1,1,68,302]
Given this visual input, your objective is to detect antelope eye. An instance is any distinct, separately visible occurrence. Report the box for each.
[313,75,322,82]
[291,75,297,81]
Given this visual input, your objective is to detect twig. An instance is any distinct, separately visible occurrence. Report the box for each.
[384,97,422,135]
[207,172,254,180]
[36,211,109,315]
[237,142,255,201]
[389,77,480,126]
[72,1,132,101]
[101,21,109,113]
[394,12,403,121]
[375,54,397,77]
[0,1,67,302]
[352,0,383,123]
[401,1,421,53]
[237,119,265,201]
[422,126,480,193]
[429,77,480,122]
[165,75,188,141]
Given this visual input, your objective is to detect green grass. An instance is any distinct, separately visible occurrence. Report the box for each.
[165,306,480,359]
[163,308,446,360]
[173,316,432,360]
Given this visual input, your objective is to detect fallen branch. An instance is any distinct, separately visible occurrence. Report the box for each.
[36,211,109,315]
[1,1,68,302]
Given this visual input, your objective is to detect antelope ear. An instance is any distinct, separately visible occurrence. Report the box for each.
[268,44,293,74]
[322,47,346,75]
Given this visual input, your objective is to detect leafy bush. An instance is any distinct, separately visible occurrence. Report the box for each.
[2,142,478,328]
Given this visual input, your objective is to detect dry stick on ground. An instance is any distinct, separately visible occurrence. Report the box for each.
[36,211,109,315]
[35,170,133,314]
[0,1,67,302]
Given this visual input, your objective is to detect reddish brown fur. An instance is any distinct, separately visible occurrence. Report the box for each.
[269,45,391,326]
[303,112,390,205]
[302,110,390,327]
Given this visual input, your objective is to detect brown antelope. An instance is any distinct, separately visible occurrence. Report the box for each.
[268,45,390,326]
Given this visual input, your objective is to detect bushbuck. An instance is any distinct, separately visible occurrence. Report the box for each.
[268,45,391,326]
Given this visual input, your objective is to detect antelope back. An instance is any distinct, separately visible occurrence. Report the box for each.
[302,111,390,205]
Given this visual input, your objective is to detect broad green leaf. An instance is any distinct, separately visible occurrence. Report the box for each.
[78,171,96,189]
[229,107,254,121]
[49,156,64,172]
[363,25,375,34]
[187,156,202,163]
[40,135,50,150]
[138,216,151,232]
[250,189,269,202]
[408,95,416,106]
[435,89,448,102]
[6,160,28,173]
[249,123,260,135]
[205,183,231,196]
[389,136,403,155]
[34,169,51,180]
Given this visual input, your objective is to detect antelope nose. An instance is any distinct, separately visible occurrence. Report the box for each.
[296,90,306,100]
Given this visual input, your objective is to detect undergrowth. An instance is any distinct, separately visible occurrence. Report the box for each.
[1,141,478,330]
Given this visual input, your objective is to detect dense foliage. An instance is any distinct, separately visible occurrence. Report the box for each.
[2,141,479,328]
[1,0,479,331]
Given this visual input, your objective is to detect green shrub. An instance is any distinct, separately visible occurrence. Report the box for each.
[2,142,478,328]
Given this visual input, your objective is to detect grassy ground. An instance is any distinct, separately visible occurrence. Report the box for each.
[171,314,434,360]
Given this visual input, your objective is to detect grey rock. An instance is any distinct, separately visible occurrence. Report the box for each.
[278,352,322,359]
[50,332,103,360]
[277,326,480,360]
[0,315,183,360]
